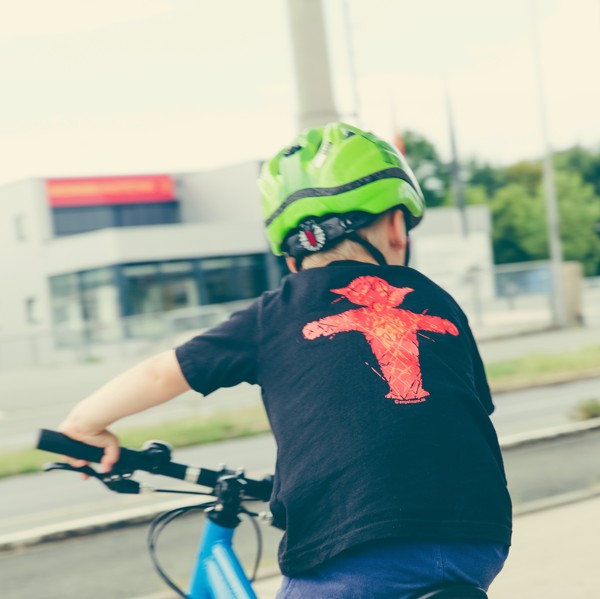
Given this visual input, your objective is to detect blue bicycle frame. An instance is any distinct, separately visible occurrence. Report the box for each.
[189,518,258,599]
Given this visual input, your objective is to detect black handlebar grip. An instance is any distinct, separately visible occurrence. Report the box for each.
[36,429,149,471]
[37,429,274,499]
[37,429,105,463]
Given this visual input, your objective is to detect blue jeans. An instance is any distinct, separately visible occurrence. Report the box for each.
[277,539,509,599]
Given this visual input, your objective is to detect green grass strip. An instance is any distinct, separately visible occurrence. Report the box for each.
[487,344,600,391]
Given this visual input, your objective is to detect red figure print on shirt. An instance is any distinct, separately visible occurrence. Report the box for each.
[302,276,459,404]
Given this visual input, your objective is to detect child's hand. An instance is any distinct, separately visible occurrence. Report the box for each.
[57,423,121,475]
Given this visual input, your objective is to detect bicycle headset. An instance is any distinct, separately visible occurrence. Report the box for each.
[258,121,426,270]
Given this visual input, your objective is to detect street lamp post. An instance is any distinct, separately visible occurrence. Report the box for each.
[341,0,361,124]
[286,0,340,130]
[529,0,568,328]
[445,82,468,237]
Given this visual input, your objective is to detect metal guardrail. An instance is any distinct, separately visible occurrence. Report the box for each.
[0,300,252,369]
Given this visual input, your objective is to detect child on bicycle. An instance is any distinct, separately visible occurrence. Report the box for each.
[59,122,511,598]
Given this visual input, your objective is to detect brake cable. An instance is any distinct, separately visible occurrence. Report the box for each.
[240,506,263,583]
[147,500,265,597]
[148,503,214,599]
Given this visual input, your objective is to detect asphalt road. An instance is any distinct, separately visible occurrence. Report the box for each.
[491,376,600,436]
[3,427,600,599]
[1,434,281,599]
[1,506,284,599]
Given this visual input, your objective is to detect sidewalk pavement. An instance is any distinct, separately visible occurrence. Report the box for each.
[253,494,600,599]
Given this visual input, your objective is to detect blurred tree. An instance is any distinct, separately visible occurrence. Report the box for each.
[491,183,545,264]
[444,184,488,207]
[402,130,450,208]
[464,185,488,206]
[465,160,504,199]
[554,171,600,276]
[500,160,542,195]
[399,131,600,274]
[554,145,600,196]
[490,172,600,274]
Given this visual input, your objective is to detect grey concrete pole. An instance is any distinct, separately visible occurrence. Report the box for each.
[445,83,468,237]
[286,0,340,130]
[530,0,568,328]
[341,0,361,124]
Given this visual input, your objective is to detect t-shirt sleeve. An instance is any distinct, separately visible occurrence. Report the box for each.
[175,301,260,396]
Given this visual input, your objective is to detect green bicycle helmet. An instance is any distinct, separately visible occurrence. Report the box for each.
[258,121,425,261]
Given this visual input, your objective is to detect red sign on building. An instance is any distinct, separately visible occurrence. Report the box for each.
[47,175,176,207]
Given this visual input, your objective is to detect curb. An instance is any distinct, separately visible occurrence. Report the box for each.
[0,496,201,553]
[475,324,558,344]
[499,417,600,450]
[2,419,600,554]
[512,486,600,517]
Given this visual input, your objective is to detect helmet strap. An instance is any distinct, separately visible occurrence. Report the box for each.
[293,233,387,271]
[286,209,411,270]
[345,232,388,266]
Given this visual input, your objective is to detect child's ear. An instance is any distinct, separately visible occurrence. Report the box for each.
[285,256,299,273]
[388,209,408,251]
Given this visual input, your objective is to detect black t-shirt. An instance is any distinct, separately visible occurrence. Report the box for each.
[175,261,512,577]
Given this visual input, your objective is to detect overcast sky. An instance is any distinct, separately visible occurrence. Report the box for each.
[0,0,599,185]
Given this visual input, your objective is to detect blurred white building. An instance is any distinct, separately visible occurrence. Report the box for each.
[0,165,494,350]
[411,205,495,320]
[0,165,277,346]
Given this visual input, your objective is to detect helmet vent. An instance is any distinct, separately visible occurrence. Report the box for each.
[313,141,332,168]
[283,145,302,157]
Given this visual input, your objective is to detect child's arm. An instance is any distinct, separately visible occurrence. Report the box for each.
[58,349,190,472]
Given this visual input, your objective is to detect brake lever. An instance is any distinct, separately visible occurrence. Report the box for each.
[44,462,99,477]
[43,461,142,494]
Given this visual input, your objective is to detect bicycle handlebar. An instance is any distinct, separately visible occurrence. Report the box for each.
[36,428,273,501]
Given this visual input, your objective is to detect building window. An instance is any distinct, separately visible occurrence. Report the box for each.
[159,262,199,311]
[121,260,200,338]
[49,273,84,346]
[121,261,199,316]
[236,255,270,298]
[49,255,270,343]
[52,202,181,236]
[199,257,238,304]
[50,268,121,344]
[198,254,268,305]
[122,263,162,317]
[79,267,120,341]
